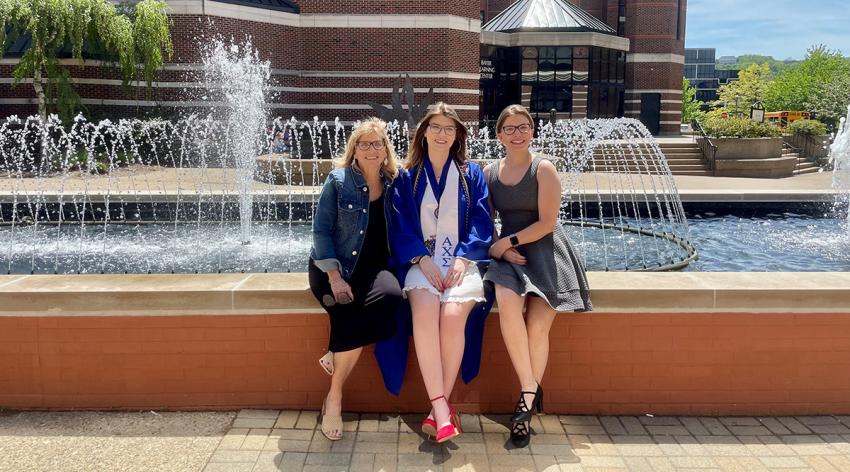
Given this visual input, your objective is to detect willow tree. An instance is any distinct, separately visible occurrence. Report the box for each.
[0,0,173,121]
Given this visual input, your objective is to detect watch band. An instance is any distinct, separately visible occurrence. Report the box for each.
[510,234,520,247]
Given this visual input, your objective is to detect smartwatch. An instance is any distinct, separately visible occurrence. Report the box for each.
[509,234,520,247]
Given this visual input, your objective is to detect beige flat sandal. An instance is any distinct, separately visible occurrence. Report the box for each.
[320,399,343,441]
[319,351,334,376]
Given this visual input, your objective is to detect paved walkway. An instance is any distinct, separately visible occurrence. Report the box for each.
[4,409,850,471]
[205,410,850,472]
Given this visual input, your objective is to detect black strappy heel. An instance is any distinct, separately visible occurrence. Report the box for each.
[510,384,543,423]
[510,420,531,448]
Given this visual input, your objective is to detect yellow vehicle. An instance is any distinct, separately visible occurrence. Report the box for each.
[765,111,810,127]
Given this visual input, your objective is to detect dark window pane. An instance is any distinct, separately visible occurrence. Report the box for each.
[600,49,609,82]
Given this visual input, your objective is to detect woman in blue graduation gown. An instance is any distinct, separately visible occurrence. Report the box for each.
[375,102,493,443]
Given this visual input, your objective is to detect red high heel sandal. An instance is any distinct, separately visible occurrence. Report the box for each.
[429,395,461,443]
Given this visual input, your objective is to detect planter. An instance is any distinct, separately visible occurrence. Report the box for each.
[714,155,797,178]
[713,137,783,160]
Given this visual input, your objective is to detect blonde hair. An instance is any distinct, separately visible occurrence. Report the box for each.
[496,104,534,133]
[337,118,399,179]
[405,102,469,170]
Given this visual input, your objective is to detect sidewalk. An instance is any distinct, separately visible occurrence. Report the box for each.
[206,410,850,472]
[6,409,848,472]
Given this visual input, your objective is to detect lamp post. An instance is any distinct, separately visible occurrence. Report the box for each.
[735,93,740,118]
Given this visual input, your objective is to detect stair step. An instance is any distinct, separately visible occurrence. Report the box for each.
[794,167,821,175]
[588,161,707,167]
[661,158,706,164]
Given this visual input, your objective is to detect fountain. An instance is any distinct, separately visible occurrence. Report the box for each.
[0,37,697,274]
[831,104,850,237]
[539,118,694,271]
[201,40,270,244]
[0,110,696,274]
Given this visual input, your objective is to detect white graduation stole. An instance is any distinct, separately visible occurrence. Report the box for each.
[420,162,460,276]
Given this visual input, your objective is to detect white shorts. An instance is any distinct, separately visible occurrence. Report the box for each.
[403,262,486,304]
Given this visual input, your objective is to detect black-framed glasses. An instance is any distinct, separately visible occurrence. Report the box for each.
[356,140,385,151]
[427,124,457,135]
[501,124,533,135]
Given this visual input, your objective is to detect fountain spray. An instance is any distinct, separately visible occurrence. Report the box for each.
[202,39,270,244]
[831,104,850,238]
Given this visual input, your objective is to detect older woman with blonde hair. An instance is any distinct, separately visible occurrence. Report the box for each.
[309,118,403,441]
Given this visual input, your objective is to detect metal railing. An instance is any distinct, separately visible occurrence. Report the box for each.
[690,119,717,174]
[783,133,831,167]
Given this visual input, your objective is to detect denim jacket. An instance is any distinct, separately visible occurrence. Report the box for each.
[310,166,395,278]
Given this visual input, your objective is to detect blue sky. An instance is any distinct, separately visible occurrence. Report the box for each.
[685,0,850,59]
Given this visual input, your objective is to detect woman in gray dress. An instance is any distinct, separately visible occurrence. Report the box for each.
[483,105,592,448]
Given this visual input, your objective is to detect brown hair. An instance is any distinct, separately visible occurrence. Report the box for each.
[337,117,399,179]
[405,102,469,170]
[495,104,534,133]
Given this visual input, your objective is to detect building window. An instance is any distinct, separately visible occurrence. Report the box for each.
[617,0,626,36]
[480,45,624,121]
[676,0,682,40]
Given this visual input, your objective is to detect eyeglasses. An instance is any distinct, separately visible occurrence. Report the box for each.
[356,140,385,151]
[427,124,457,135]
[501,124,533,135]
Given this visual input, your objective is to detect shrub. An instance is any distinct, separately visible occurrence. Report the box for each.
[701,117,783,138]
[787,119,828,136]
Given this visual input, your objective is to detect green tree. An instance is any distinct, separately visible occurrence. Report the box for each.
[0,0,173,122]
[763,45,850,114]
[681,77,704,123]
[806,75,850,129]
[717,54,800,77]
[715,63,770,116]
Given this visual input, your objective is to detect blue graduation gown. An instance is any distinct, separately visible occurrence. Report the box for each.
[374,157,495,396]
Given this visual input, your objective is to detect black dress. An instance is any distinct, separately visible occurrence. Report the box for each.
[308,197,401,352]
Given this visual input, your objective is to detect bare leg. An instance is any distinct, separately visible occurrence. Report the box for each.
[439,301,476,400]
[409,289,451,428]
[495,284,537,395]
[525,297,557,384]
[324,347,363,438]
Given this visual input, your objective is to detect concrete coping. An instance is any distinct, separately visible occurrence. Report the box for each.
[0,272,849,316]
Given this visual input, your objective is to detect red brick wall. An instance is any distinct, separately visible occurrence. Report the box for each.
[481,0,514,22]
[0,5,481,122]
[297,1,479,18]
[3,311,850,415]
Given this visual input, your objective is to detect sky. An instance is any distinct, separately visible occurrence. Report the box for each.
[685,0,850,59]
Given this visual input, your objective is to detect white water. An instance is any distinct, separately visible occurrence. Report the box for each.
[831,104,850,238]
[202,40,270,244]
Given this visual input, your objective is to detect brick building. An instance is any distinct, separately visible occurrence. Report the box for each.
[0,0,685,133]
[481,0,686,134]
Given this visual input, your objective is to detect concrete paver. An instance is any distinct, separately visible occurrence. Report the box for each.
[4,411,850,471]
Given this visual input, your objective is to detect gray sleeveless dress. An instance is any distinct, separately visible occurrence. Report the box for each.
[484,156,592,312]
